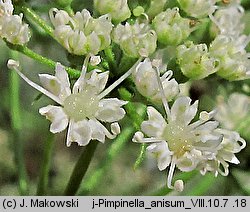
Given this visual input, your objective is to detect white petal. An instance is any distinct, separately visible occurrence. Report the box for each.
[170,97,198,125]
[55,63,71,98]
[70,120,92,146]
[111,122,120,135]
[88,119,106,143]
[141,106,166,137]
[86,70,109,93]
[39,105,68,133]
[96,98,127,122]
[39,74,61,96]
[147,141,172,171]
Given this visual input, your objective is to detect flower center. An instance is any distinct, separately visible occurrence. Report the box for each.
[162,122,193,157]
[63,90,99,122]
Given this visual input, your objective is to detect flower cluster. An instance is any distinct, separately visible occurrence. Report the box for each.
[49,8,112,55]
[112,20,157,58]
[5,0,249,193]
[0,0,30,44]
[152,7,191,46]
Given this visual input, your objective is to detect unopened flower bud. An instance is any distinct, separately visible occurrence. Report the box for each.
[133,58,179,102]
[177,0,217,18]
[152,7,191,46]
[112,22,157,58]
[50,9,112,55]
[94,0,131,24]
[0,14,31,44]
[209,35,250,81]
[174,180,184,192]
[177,41,219,80]
[147,0,167,19]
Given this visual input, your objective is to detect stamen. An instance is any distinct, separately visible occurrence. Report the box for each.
[189,110,216,129]
[98,57,143,99]
[167,158,176,189]
[8,59,63,105]
[72,54,90,94]
[153,66,171,118]
[66,120,74,147]
[218,160,229,176]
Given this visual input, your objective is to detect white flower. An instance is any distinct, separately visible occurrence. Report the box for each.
[8,58,127,147]
[112,21,157,58]
[215,93,250,130]
[152,7,191,46]
[133,96,246,190]
[176,41,219,79]
[199,129,246,176]
[0,0,30,44]
[133,58,179,103]
[49,8,112,55]
[210,2,245,37]
[209,35,250,80]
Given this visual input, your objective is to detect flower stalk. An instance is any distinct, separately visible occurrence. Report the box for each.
[64,141,99,195]
[37,133,55,195]
[9,52,28,195]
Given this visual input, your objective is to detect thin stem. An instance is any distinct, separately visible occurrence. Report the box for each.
[6,41,81,78]
[21,5,54,38]
[79,126,135,194]
[98,57,143,99]
[37,133,55,195]
[9,52,28,195]
[64,141,99,196]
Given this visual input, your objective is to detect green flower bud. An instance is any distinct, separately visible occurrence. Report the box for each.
[177,41,219,80]
[112,21,157,58]
[94,0,131,24]
[147,0,168,19]
[177,0,217,18]
[152,7,191,46]
[209,35,250,81]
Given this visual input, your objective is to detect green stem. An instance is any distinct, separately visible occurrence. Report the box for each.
[21,5,54,38]
[79,126,135,194]
[104,47,117,72]
[37,133,55,195]
[9,52,28,195]
[6,41,81,78]
[64,141,99,196]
